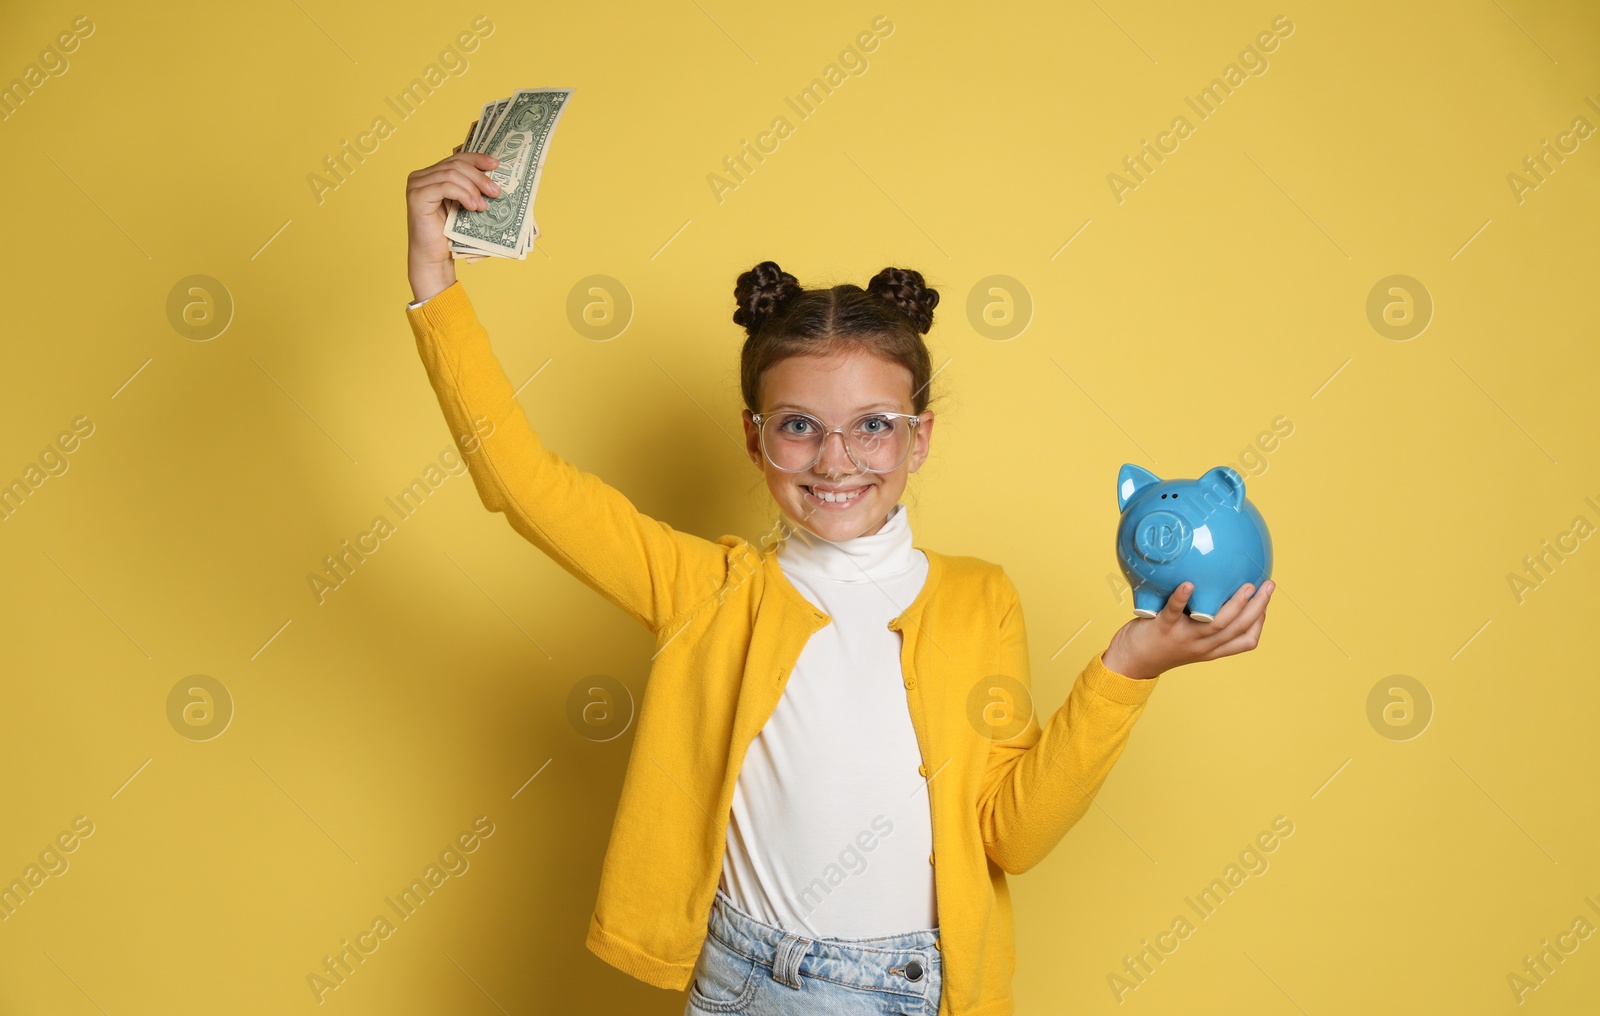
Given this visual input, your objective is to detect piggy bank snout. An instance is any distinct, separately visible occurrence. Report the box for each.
[1132,509,1190,564]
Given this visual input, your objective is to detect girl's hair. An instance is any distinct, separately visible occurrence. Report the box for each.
[731,261,940,415]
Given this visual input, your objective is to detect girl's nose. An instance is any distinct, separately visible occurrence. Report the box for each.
[816,431,859,477]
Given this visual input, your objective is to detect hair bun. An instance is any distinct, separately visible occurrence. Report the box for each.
[866,267,939,335]
[733,261,802,339]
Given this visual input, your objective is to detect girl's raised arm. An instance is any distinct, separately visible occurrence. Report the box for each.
[404,150,731,635]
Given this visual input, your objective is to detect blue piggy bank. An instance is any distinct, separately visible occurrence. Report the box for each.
[1115,464,1272,622]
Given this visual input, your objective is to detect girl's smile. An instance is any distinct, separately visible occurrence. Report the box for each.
[800,480,874,509]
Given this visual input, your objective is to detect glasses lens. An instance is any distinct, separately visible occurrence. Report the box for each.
[762,413,826,471]
[848,413,912,472]
[759,413,914,473]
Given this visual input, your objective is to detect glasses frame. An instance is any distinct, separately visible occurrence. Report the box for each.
[750,410,922,475]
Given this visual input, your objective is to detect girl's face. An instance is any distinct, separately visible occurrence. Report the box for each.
[741,348,935,542]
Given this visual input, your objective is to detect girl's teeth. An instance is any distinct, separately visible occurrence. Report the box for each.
[810,486,863,503]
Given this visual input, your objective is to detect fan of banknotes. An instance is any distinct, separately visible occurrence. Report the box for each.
[446,88,574,262]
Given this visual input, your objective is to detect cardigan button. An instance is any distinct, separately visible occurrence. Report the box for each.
[935,937,942,951]
[905,959,924,981]
[917,763,928,777]
[928,852,935,865]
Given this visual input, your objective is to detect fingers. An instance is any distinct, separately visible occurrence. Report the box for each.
[448,151,499,174]
[1201,581,1255,631]
[1206,605,1268,659]
[1204,580,1275,643]
[1204,579,1273,631]
[1239,580,1275,625]
[408,152,500,185]
[408,164,502,211]
[1160,582,1193,621]
[411,162,501,197]
[413,178,487,213]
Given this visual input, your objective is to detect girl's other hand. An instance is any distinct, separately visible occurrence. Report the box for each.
[1101,580,1276,681]
[405,151,501,304]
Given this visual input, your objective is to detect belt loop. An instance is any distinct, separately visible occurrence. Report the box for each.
[770,931,812,989]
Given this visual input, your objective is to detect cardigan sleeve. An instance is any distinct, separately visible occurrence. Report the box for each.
[975,574,1160,875]
[406,281,730,634]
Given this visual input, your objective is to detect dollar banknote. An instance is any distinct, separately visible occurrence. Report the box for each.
[445,88,573,261]
[449,97,516,263]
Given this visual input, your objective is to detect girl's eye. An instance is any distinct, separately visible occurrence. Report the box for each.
[777,415,817,435]
[856,415,894,434]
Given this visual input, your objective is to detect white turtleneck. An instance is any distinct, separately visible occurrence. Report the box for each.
[718,502,937,937]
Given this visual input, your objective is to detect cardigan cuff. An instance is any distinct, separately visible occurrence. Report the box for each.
[1083,650,1161,706]
[405,280,478,337]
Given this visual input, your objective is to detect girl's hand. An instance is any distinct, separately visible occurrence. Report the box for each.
[405,150,501,304]
[1101,580,1276,681]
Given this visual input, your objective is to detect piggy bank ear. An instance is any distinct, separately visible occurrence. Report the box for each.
[1197,466,1246,510]
[1117,463,1161,513]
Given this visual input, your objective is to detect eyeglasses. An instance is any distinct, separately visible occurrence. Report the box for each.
[750,410,921,474]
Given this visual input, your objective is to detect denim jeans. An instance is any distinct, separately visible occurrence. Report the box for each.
[684,886,942,1016]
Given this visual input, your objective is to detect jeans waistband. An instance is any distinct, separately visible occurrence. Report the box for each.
[706,886,941,1000]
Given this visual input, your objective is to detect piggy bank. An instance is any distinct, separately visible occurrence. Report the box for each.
[1115,464,1272,622]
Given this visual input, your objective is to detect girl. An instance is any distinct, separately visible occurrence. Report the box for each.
[404,150,1274,1016]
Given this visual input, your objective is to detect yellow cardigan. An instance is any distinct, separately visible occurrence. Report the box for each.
[406,281,1161,1016]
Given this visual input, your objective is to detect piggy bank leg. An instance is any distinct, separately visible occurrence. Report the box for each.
[1132,587,1165,618]
[1186,587,1227,622]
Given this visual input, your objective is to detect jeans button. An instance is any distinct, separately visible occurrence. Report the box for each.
[905,959,924,981]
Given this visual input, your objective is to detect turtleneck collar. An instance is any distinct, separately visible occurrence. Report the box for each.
[774,502,918,582]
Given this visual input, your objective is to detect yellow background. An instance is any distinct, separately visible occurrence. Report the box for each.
[2,1,1597,1012]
